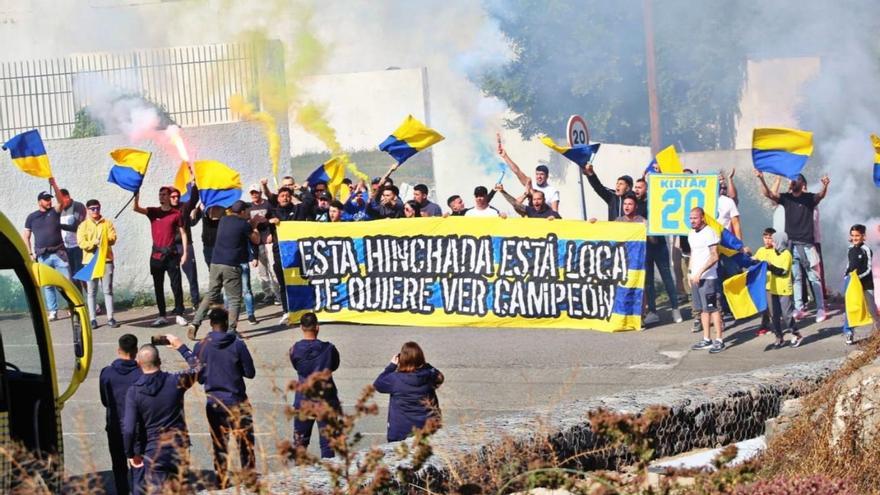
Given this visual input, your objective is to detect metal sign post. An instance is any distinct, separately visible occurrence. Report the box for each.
[567,115,590,220]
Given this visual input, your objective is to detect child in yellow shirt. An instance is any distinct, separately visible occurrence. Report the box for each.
[754,228,803,348]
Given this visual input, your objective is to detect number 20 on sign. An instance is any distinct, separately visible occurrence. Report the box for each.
[647,174,719,235]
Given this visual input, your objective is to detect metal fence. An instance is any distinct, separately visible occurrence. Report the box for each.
[0,43,260,140]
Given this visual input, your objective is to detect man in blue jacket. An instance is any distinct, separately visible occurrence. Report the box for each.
[193,308,257,487]
[99,334,142,495]
[289,312,341,458]
[123,334,200,494]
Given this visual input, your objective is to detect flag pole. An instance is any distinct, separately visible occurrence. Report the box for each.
[114,193,136,219]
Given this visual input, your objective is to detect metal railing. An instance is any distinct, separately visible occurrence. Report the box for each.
[0,42,260,140]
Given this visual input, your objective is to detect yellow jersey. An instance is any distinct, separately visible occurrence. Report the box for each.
[753,246,792,296]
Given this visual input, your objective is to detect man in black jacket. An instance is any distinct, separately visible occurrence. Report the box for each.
[99,334,143,495]
[582,163,632,221]
[267,187,312,325]
[194,308,257,487]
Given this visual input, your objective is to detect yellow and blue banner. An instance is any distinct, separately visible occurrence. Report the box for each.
[194,160,242,208]
[722,261,768,320]
[107,148,150,193]
[752,127,813,180]
[174,162,194,202]
[306,155,347,199]
[2,129,52,178]
[277,218,646,332]
[73,223,109,282]
[647,174,718,235]
[844,271,874,328]
[378,115,444,165]
[871,134,880,187]
[540,136,600,166]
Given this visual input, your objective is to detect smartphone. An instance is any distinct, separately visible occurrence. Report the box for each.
[151,335,170,346]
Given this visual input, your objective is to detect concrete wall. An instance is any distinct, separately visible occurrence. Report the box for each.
[0,122,282,299]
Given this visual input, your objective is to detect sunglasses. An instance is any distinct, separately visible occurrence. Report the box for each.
[170,195,180,199]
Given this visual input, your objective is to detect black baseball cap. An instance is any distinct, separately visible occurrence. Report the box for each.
[317,191,332,201]
[229,200,248,214]
[37,191,53,201]
[474,186,488,197]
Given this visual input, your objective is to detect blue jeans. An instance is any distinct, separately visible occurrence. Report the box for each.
[222,262,254,317]
[645,238,678,312]
[38,251,69,312]
[791,242,824,312]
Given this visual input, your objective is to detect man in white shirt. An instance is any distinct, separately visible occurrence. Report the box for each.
[687,207,725,354]
[465,186,503,217]
[497,135,560,211]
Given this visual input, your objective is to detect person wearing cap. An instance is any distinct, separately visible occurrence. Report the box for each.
[246,184,282,306]
[582,163,632,221]
[187,200,260,340]
[58,188,87,293]
[134,187,189,328]
[412,184,443,217]
[314,191,332,222]
[76,199,119,328]
[23,178,76,320]
[497,134,561,211]
[465,186,503,217]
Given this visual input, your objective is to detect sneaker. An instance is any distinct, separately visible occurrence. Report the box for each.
[108,318,120,328]
[793,309,806,321]
[815,309,827,323]
[644,312,660,325]
[756,328,770,336]
[186,324,199,341]
[845,335,855,345]
[175,315,187,326]
[273,298,282,306]
[150,317,168,328]
[709,340,726,354]
[773,339,786,349]
[248,315,258,325]
[672,308,683,323]
[691,339,712,350]
[90,319,99,329]
[691,319,702,333]
[48,311,57,321]
[278,312,290,326]
[790,334,803,348]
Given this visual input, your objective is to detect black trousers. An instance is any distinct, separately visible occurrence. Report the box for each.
[175,243,200,306]
[272,246,288,313]
[107,426,131,495]
[149,255,184,317]
[206,401,256,486]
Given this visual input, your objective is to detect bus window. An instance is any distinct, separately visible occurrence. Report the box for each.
[0,267,45,376]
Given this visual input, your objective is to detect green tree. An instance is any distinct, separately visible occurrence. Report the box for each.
[480,0,749,151]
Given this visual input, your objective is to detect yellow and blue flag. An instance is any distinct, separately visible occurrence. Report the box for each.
[107,148,150,193]
[306,155,346,199]
[540,136,600,166]
[655,145,683,174]
[844,271,874,328]
[174,162,194,202]
[194,160,242,208]
[871,134,880,187]
[705,214,751,268]
[73,223,109,282]
[752,127,813,180]
[722,261,768,320]
[2,129,52,178]
[378,115,444,165]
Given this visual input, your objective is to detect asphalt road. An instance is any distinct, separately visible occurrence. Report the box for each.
[48,300,855,492]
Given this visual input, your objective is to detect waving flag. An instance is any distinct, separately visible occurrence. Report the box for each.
[107,148,151,193]
[844,272,874,328]
[654,145,683,174]
[194,160,242,208]
[540,136,600,166]
[174,162,194,202]
[2,129,52,178]
[871,134,880,187]
[752,128,813,179]
[73,223,109,282]
[705,214,751,268]
[378,115,444,165]
[306,155,347,199]
[722,261,768,319]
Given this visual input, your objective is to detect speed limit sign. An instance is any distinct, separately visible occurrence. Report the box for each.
[567,115,590,147]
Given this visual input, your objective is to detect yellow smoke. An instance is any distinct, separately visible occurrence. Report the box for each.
[228,94,281,185]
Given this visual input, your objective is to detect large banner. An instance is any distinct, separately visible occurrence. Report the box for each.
[647,173,718,235]
[278,217,646,331]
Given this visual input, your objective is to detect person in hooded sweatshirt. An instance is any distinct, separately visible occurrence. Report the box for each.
[99,334,143,495]
[123,334,200,494]
[193,308,257,487]
[373,342,444,442]
[289,312,341,458]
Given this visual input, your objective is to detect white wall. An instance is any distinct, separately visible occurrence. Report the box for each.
[0,122,278,298]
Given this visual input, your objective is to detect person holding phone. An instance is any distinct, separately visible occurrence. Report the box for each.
[373,342,444,442]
